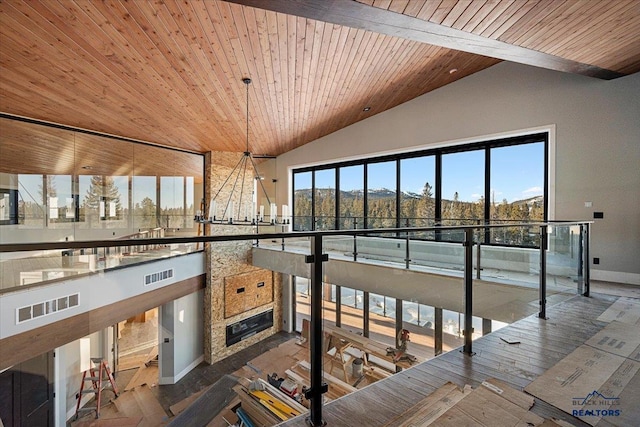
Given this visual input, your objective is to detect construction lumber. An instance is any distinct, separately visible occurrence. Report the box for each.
[254,378,307,414]
[249,390,302,419]
[234,385,280,427]
[362,364,392,381]
[285,368,339,403]
[323,323,416,369]
[297,360,356,395]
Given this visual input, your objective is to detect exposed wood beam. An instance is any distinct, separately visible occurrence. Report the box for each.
[222,0,624,80]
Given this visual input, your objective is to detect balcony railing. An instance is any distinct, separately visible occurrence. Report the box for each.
[0,220,591,426]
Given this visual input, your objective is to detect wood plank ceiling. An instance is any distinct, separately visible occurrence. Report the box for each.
[1,0,639,159]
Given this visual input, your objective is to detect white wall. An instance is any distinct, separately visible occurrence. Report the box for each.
[1,252,205,340]
[55,329,109,426]
[270,62,640,284]
[159,290,204,384]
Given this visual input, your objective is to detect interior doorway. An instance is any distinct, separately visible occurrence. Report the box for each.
[113,307,159,390]
[0,351,54,426]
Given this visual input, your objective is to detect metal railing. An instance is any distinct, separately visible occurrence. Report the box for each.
[0,220,592,426]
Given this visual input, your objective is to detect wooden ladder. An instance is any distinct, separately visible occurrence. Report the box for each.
[75,358,119,419]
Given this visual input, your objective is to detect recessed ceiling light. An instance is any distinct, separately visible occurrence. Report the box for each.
[449,68,458,74]
[81,165,93,170]
[363,106,371,112]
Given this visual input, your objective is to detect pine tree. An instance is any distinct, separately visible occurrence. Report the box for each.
[83,176,123,219]
[134,197,157,228]
[417,182,434,225]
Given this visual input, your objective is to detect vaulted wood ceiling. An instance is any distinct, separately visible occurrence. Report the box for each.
[1,0,639,158]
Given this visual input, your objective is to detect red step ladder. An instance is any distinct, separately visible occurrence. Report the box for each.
[75,358,119,419]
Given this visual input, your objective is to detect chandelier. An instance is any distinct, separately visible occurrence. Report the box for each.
[201,78,289,226]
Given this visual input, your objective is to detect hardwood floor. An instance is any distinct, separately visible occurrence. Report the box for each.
[281,293,620,427]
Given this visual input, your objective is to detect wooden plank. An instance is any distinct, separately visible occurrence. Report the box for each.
[222,0,625,79]
[382,382,469,427]
[439,385,545,426]
[169,387,209,416]
[479,378,534,410]
[298,360,357,393]
[234,384,281,427]
[72,417,143,427]
[124,365,158,391]
[113,385,168,426]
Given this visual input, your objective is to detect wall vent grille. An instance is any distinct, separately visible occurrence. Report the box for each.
[144,268,174,286]
[16,293,80,324]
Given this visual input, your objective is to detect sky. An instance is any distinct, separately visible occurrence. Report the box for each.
[298,142,544,203]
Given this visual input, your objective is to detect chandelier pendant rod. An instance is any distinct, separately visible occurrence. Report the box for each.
[248,154,272,208]
[211,153,246,203]
[222,154,248,221]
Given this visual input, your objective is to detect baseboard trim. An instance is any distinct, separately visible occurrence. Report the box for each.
[159,354,204,385]
[592,270,640,286]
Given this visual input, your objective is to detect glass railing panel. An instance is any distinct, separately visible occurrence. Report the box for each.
[475,228,540,287]
[337,215,365,231]
[314,215,336,231]
[489,220,540,247]
[407,229,467,274]
[0,240,201,293]
[473,227,549,326]
[293,215,314,231]
[318,231,469,370]
[546,224,583,295]
[402,217,437,240]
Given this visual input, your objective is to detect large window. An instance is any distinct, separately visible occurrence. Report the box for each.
[0,116,204,244]
[441,150,484,226]
[367,161,397,228]
[292,132,547,246]
[338,165,364,230]
[132,176,157,230]
[17,174,45,228]
[489,142,545,245]
[400,156,435,237]
[314,169,336,230]
[293,171,312,231]
[161,176,185,229]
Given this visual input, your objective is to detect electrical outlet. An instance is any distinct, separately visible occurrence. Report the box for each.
[593,257,600,265]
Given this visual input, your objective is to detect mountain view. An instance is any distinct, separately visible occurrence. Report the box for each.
[294,184,544,245]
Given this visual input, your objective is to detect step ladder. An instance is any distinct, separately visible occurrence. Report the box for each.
[74,358,119,419]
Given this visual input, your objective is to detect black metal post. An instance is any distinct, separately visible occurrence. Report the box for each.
[335,285,341,328]
[353,218,358,261]
[307,236,327,426]
[463,228,474,355]
[476,242,481,280]
[539,225,548,319]
[363,291,370,338]
[584,223,590,297]
[395,298,403,373]
[577,224,584,294]
[404,218,411,268]
[434,307,443,356]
